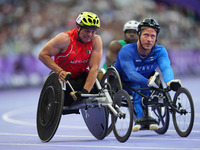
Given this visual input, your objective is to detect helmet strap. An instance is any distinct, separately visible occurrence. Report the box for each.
[138,32,147,51]
[77,26,84,43]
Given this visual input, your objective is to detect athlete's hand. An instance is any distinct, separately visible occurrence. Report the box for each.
[70,89,89,101]
[58,70,72,82]
[148,72,160,88]
[168,79,181,91]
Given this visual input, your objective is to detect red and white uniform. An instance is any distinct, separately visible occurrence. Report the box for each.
[54,29,93,79]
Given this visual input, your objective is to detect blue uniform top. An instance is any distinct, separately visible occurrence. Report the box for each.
[114,42,174,87]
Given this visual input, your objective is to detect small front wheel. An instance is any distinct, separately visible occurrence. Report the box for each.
[172,87,194,137]
[100,66,122,136]
[112,90,133,143]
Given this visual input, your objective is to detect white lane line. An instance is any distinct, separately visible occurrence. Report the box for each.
[2,107,200,132]
[0,133,200,141]
[1,108,87,129]
[2,107,35,126]
[0,142,199,150]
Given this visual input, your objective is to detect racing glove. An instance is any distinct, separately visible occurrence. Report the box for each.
[168,79,181,91]
[70,88,89,101]
[148,72,160,88]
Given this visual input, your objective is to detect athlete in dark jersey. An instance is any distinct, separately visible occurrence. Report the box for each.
[39,12,103,103]
[115,18,176,131]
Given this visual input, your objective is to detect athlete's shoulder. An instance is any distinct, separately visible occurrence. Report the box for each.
[154,44,166,50]
[107,40,122,52]
[153,44,167,52]
[93,34,102,41]
[121,42,137,51]
[92,34,102,48]
[152,44,169,58]
[109,40,122,46]
[53,32,70,46]
[118,40,126,46]
[119,42,137,56]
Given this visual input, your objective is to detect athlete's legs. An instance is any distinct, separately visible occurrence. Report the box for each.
[123,83,144,119]
[132,90,144,119]
[124,82,159,131]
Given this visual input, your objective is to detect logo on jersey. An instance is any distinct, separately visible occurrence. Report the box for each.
[87,50,91,54]
[70,59,89,64]
[149,57,154,61]
[136,59,142,62]
[136,65,154,72]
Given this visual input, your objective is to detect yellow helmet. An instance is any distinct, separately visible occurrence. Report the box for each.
[76,12,100,28]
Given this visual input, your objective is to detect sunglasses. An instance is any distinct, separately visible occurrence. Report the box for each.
[82,28,97,34]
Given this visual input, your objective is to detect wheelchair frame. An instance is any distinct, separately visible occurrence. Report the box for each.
[100,66,195,137]
[36,72,134,143]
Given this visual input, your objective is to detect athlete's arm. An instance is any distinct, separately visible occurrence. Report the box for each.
[38,32,71,80]
[118,47,149,86]
[106,40,122,68]
[157,48,174,85]
[84,35,103,92]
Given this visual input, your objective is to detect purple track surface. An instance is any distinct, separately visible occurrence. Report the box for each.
[0,76,199,150]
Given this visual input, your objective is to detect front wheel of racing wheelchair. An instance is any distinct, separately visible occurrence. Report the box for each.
[172,87,194,137]
[100,66,122,136]
[100,66,133,142]
[148,79,195,137]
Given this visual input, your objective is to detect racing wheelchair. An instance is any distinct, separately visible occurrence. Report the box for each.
[100,66,195,137]
[36,72,134,143]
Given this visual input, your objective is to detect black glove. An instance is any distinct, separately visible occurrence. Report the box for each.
[169,79,181,91]
[70,88,88,101]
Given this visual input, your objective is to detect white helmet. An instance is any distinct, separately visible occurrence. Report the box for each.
[123,20,139,32]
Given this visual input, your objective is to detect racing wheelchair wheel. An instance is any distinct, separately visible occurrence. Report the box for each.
[150,104,170,135]
[37,72,64,142]
[112,90,133,143]
[100,66,122,136]
[172,87,194,137]
[146,82,170,135]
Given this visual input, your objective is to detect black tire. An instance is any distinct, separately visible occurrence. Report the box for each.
[172,87,194,137]
[151,105,170,134]
[100,66,122,99]
[100,66,122,136]
[37,72,64,142]
[112,90,133,143]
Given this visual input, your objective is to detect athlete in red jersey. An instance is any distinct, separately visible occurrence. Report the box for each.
[38,12,102,103]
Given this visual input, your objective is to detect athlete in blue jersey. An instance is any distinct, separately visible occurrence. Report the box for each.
[115,18,177,132]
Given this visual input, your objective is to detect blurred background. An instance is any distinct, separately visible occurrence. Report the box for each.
[0,0,200,89]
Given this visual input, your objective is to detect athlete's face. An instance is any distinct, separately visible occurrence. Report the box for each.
[79,27,97,43]
[124,29,138,43]
[140,28,157,51]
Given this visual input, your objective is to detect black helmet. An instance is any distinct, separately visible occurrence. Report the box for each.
[137,18,160,35]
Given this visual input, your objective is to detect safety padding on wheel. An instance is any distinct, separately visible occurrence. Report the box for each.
[81,107,108,140]
[37,72,64,142]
